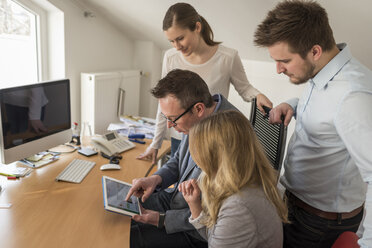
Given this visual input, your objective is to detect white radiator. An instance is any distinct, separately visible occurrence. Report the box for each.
[81,70,141,135]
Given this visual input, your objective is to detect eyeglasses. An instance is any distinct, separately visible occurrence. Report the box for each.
[161,101,201,127]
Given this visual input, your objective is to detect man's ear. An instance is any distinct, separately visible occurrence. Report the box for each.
[194,102,205,117]
[310,45,322,61]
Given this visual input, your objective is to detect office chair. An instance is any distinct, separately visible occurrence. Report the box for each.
[249,98,287,172]
[331,231,360,248]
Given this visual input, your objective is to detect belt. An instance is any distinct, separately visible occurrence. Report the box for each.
[287,191,363,221]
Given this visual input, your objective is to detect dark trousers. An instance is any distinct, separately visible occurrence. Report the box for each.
[130,191,207,248]
[283,192,363,248]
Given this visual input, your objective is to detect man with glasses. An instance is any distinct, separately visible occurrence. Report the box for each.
[127,69,239,248]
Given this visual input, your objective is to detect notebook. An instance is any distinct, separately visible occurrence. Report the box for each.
[0,164,32,177]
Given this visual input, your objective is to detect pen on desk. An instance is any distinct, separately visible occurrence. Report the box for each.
[20,159,35,167]
[129,138,146,144]
[128,134,145,139]
[0,172,17,177]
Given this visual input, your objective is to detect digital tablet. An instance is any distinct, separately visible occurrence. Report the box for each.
[102,176,141,217]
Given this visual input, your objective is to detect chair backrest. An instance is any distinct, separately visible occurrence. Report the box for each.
[249,98,287,172]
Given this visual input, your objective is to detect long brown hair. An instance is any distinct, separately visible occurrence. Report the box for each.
[189,110,288,227]
[163,2,221,46]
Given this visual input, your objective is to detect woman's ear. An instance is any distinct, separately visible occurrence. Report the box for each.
[195,21,202,33]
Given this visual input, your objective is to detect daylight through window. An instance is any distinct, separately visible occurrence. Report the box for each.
[0,0,39,86]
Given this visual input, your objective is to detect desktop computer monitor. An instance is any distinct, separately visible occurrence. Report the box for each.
[0,79,72,164]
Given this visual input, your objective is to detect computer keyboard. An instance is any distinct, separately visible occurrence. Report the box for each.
[55,159,96,183]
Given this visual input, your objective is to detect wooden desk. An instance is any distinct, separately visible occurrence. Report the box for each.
[0,140,170,248]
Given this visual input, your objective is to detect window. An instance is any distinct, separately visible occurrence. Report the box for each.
[0,0,39,87]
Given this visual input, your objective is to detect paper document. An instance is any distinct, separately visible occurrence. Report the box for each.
[107,115,156,139]
[0,164,32,177]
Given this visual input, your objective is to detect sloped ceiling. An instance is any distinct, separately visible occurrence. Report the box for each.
[78,0,372,68]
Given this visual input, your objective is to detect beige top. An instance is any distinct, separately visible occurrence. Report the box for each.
[150,45,260,149]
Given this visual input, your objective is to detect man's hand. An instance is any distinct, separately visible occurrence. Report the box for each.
[132,205,160,227]
[137,147,158,164]
[178,179,202,219]
[125,175,162,203]
[269,103,294,126]
[256,93,273,114]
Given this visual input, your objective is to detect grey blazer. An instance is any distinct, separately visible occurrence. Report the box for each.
[154,94,238,238]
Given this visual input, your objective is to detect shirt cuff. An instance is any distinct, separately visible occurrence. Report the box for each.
[189,211,206,230]
[285,98,299,118]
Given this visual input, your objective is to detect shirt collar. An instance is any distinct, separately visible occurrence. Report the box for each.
[212,94,222,113]
[311,43,352,89]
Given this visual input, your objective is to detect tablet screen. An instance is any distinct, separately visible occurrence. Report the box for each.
[103,176,140,215]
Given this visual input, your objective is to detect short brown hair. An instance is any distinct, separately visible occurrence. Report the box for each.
[254,0,336,58]
[163,3,221,46]
[151,69,213,109]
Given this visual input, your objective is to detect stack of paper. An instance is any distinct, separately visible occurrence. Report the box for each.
[19,151,60,168]
[0,165,32,177]
[107,115,156,139]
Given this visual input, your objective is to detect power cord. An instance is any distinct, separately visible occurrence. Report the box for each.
[100,152,122,164]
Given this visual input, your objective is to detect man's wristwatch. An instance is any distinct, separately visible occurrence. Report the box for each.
[158,213,166,229]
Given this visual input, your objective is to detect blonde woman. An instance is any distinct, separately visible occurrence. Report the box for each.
[179,110,288,248]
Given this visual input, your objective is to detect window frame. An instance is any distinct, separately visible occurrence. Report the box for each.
[10,0,48,82]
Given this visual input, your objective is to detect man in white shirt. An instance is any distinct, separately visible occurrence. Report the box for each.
[254,1,372,247]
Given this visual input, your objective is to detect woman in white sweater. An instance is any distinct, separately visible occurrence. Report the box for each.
[138,3,272,162]
[179,110,288,248]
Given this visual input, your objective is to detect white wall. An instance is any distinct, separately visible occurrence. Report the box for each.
[133,41,162,118]
[29,0,372,124]
[185,0,369,70]
[80,0,372,70]
[40,0,136,123]
[186,0,372,70]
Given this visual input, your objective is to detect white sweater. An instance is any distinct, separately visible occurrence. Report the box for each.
[151,45,261,149]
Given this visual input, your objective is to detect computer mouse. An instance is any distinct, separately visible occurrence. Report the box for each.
[100,163,121,171]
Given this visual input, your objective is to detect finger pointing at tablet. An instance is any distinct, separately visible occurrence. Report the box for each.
[126,175,163,203]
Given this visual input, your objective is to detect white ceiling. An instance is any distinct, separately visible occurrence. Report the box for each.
[77,0,372,68]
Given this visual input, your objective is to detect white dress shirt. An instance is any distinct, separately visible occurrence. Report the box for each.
[280,43,372,247]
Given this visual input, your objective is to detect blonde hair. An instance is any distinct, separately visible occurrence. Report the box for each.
[189,110,288,228]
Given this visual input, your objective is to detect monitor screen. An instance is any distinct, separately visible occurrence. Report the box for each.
[0,79,72,164]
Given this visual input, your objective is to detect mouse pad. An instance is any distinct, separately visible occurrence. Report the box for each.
[102,176,141,216]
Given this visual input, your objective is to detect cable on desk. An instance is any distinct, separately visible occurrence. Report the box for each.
[100,152,122,164]
[144,163,157,177]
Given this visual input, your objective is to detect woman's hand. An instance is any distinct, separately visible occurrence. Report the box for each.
[256,93,273,114]
[178,179,202,219]
[137,146,158,164]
